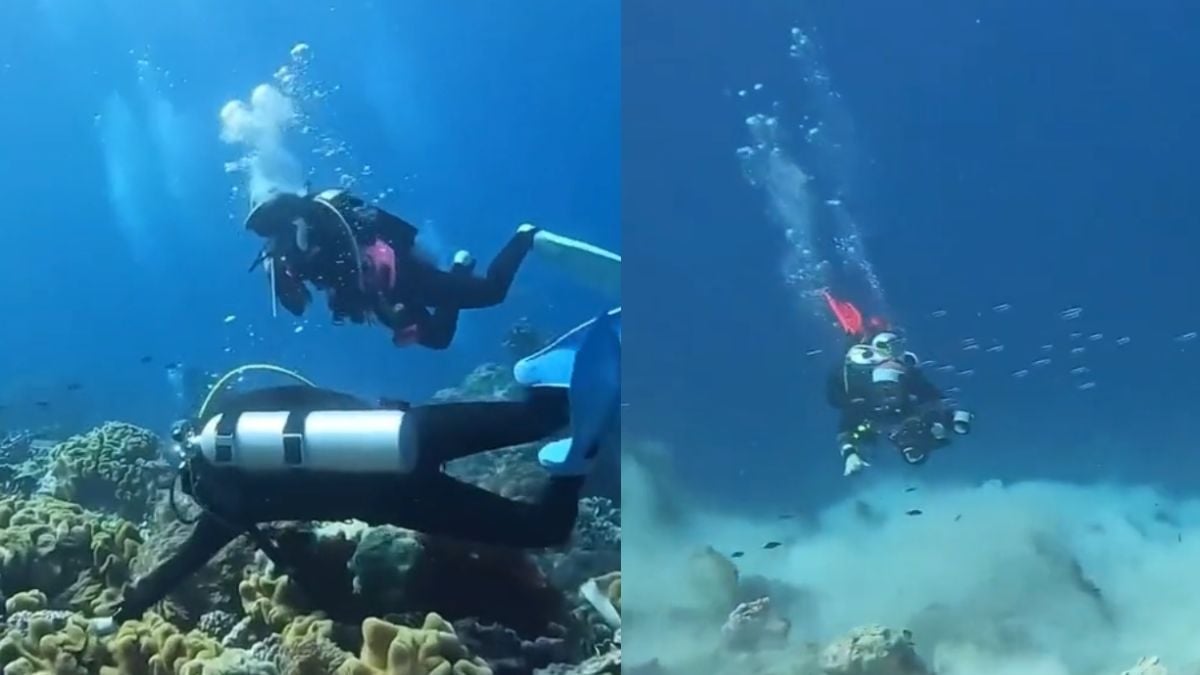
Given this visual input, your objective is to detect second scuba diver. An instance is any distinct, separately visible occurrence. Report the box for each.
[822,290,975,477]
[245,187,614,350]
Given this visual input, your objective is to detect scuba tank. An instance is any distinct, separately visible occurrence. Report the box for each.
[194,408,418,475]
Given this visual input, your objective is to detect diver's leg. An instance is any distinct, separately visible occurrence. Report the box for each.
[112,513,240,622]
[401,473,585,548]
[408,388,569,470]
[415,305,461,350]
[406,227,537,308]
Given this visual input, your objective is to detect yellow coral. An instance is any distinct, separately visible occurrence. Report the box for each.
[100,612,221,675]
[0,496,140,615]
[0,615,98,675]
[335,613,492,675]
[4,591,47,614]
[238,571,308,632]
[48,422,161,521]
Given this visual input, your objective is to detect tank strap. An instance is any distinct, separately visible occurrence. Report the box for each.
[282,411,305,466]
[214,413,237,463]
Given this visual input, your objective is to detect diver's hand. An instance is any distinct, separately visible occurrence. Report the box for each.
[88,616,118,636]
[843,453,869,477]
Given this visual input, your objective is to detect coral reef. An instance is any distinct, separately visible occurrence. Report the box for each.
[335,613,492,675]
[0,495,141,615]
[42,423,168,521]
[0,354,619,675]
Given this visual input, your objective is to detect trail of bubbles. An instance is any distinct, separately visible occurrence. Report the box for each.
[736,26,888,325]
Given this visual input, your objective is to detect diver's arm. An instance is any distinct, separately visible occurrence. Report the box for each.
[110,513,240,623]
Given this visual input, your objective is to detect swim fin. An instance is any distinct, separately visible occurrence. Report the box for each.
[538,309,622,476]
[514,308,621,388]
[529,227,621,301]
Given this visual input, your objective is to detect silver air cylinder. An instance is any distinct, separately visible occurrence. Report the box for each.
[952,409,973,435]
[196,410,417,474]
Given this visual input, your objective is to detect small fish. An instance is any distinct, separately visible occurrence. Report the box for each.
[778,514,795,519]
[1116,336,1131,346]
[954,514,962,521]
[730,551,745,558]
[1078,381,1097,390]
[906,509,923,516]
[986,345,1005,353]
[1178,534,1182,543]
[905,487,917,493]
[1041,344,1054,351]
[1013,369,1030,378]
[66,383,82,392]
[223,314,237,324]
[992,303,1012,312]
[293,325,305,334]
[1070,347,1086,356]
[825,198,842,206]
[1069,366,1090,376]
[957,369,975,376]
[937,364,956,373]
[1087,333,1104,341]
[139,355,154,364]
[763,541,782,550]
[34,401,50,408]
[1061,307,1083,320]
[1033,358,1052,367]
[1070,332,1082,340]
[1175,332,1197,343]
[805,348,823,357]
[931,309,948,318]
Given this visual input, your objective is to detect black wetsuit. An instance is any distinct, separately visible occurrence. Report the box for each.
[112,385,579,624]
[251,190,536,349]
[826,361,951,458]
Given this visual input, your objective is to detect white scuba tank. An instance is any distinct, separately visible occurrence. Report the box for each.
[196,410,418,474]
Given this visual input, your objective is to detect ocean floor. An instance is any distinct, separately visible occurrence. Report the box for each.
[622,444,1196,675]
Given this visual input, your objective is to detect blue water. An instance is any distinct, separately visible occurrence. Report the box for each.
[625,0,1200,511]
[0,1,617,436]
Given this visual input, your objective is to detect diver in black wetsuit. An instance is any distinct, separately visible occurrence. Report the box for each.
[246,188,542,349]
[97,384,584,628]
[826,329,975,476]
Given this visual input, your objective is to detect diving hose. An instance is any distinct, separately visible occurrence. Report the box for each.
[171,363,316,524]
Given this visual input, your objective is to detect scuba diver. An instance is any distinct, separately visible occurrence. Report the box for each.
[822,290,974,477]
[90,234,622,635]
[245,187,614,349]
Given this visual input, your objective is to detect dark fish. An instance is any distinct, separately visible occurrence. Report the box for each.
[66,383,82,392]
[763,541,782,550]
[954,514,962,521]
[905,487,917,493]
[778,514,795,520]
[139,355,154,364]
[1178,533,1183,543]
[730,551,745,558]
[906,509,923,516]
[34,401,50,408]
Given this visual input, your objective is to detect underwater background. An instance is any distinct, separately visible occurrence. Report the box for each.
[623,1,1200,674]
[0,2,620,675]
[0,0,618,436]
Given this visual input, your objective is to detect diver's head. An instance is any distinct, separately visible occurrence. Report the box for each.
[869,331,905,360]
[246,191,370,320]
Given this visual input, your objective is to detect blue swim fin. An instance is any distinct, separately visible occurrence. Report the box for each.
[538,310,621,476]
[514,308,621,388]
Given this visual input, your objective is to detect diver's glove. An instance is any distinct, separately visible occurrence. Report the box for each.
[88,616,118,637]
[841,443,869,476]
